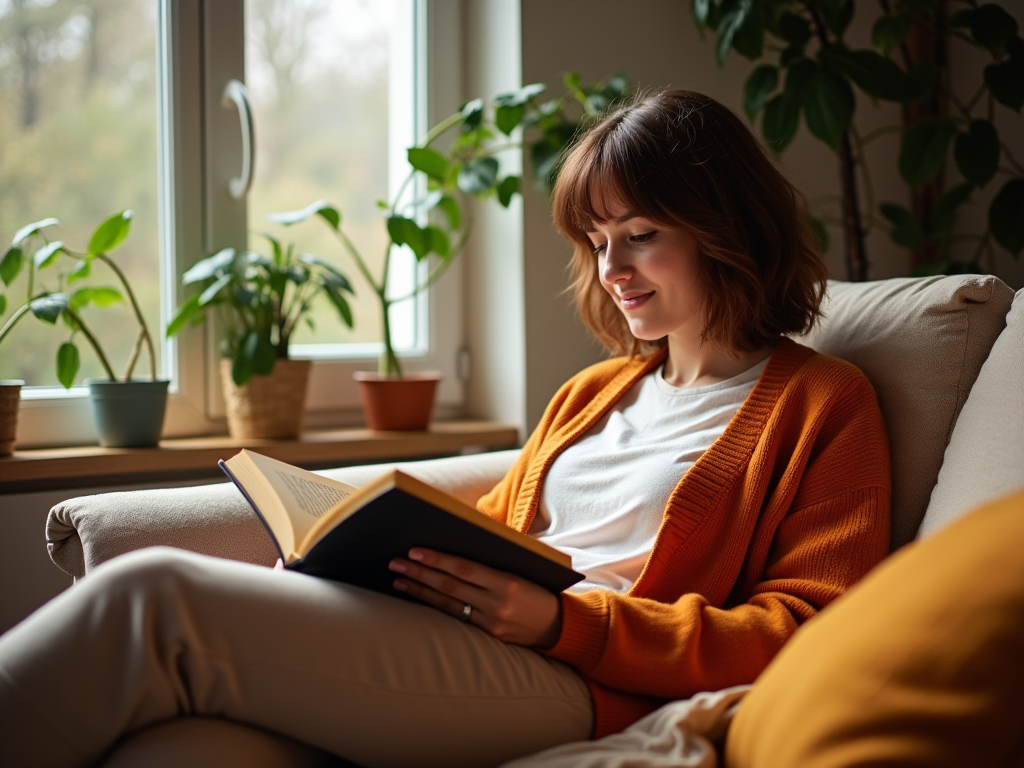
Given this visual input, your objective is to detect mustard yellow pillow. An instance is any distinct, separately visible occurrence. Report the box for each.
[726,489,1024,768]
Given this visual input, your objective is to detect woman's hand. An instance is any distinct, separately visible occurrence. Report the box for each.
[388,548,563,648]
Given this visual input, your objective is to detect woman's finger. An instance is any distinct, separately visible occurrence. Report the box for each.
[391,571,477,624]
[405,547,503,590]
[388,555,488,608]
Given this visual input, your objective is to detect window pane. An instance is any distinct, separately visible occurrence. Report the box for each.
[0,0,161,388]
[245,0,417,353]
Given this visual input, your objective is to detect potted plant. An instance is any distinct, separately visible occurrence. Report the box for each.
[271,75,631,430]
[166,233,355,439]
[0,211,167,449]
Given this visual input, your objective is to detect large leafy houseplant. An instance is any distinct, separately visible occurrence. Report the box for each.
[0,211,157,386]
[0,211,167,447]
[692,0,1023,280]
[271,73,631,379]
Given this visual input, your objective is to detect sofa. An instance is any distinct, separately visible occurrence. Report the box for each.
[41,275,1024,767]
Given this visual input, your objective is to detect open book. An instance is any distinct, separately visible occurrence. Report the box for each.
[219,450,584,595]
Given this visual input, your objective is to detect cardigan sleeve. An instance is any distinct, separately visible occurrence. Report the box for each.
[541,373,891,699]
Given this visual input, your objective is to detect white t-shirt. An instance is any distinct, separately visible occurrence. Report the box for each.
[530,358,768,593]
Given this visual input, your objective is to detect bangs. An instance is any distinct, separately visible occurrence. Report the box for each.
[552,123,676,244]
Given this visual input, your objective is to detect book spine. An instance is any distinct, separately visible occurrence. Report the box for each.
[218,459,286,563]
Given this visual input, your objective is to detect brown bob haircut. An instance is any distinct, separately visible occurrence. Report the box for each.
[552,89,828,357]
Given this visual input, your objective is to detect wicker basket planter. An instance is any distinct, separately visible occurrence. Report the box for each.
[353,371,441,431]
[221,358,312,439]
[0,380,24,456]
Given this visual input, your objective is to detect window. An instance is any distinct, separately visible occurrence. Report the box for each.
[4,0,464,447]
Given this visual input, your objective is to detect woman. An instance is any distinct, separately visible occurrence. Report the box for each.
[0,90,890,768]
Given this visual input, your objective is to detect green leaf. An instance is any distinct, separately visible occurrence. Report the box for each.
[56,342,80,389]
[69,287,124,311]
[762,93,800,152]
[927,182,974,239]
[0,246,23,286]
[819,0,853,38]
[964,4,1019,52]
[693,0,711,31]
[232,334,256,386]
[954,120,1000,187]
[267,200,341,230]
[460,98,484,130]
[872,14,911,57]
[495,104,525,136]
[820,45,934,102]
[252,335,277,377]
[984,38,1024,112]
[29,293,68,324]
[743,65,778,121]
[732,0,765,60]
[198,273,233,306]
[183,248,237,285]
[387,216,431,261]
[407,147,449,181]
[494,82,546,108]
[898,120,957,187]
[563,72,582,91]
[323,283,354,328]
[497,175,521,208]
[299,254,353,293]
[989,178,1024,257]
[166,293,203,337]
[530,138,564,191]
[716,0,751,65]
[67,259,91,284]
[457,157,500,194]
[880,202,926,247]
[802,69,854,150]
[426,225,451,258]
[33,241,65,269]
[602,71,630,99]
[0,294,5,315]
[11,217,59,247]
[436,195,462,230]
[88,210,133,255]
[778,12,812,49]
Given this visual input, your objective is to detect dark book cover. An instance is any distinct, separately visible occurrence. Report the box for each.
[288,484,584,596]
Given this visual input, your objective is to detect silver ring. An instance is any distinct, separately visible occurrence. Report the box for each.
[460,603,473,622]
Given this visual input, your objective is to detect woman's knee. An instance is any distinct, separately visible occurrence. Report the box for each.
[81,547,215,608]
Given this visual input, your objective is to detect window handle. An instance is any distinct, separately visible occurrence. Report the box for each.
[222,79,255,200]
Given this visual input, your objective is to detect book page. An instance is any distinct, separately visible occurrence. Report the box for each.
[233,451,358,558]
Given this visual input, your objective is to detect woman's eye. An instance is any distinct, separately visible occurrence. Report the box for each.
[590,242,607,255]
[629,231,656,244]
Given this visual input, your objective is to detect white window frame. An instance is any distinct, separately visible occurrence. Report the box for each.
[15,0,465,447]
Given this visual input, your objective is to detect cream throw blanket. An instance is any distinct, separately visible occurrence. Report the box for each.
[502,686,750,768]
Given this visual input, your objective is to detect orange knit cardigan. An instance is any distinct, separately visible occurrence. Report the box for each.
[477,338,891,738]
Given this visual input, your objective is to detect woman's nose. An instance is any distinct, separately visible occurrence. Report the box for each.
[600,245,631,284]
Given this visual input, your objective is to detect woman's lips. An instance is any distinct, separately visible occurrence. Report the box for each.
[620,291,654,311]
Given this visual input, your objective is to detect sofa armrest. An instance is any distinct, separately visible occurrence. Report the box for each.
[46,449,520,579]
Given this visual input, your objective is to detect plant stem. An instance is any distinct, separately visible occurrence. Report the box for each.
[422,112,463,147]
[124,329,143,379]
[378,295,403,377]
[64,306,118,381]
[0,303,33,345]
[839,132,869,281]
[96,253,156,380]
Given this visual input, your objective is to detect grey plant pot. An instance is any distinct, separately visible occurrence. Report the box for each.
[87,379,170,448]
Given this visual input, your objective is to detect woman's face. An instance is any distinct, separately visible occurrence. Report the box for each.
[585,198,706,345]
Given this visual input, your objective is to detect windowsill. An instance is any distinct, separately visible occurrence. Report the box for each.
[0,421,520,495]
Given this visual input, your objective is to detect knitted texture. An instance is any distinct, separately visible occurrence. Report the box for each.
[477,338,891,738]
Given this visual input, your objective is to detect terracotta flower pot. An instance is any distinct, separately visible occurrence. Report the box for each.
[0,380,24,456]
[354,371,441,431]
[221,358,312,439]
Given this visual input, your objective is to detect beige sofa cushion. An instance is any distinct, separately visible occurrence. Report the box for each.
[46,450,520,579]
[797,276,1014,549]
[919,289,1024,539]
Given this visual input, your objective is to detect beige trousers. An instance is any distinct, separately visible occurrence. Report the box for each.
[0,547,593,768]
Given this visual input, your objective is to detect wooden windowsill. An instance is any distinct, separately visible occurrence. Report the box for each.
[0,421,520,495]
